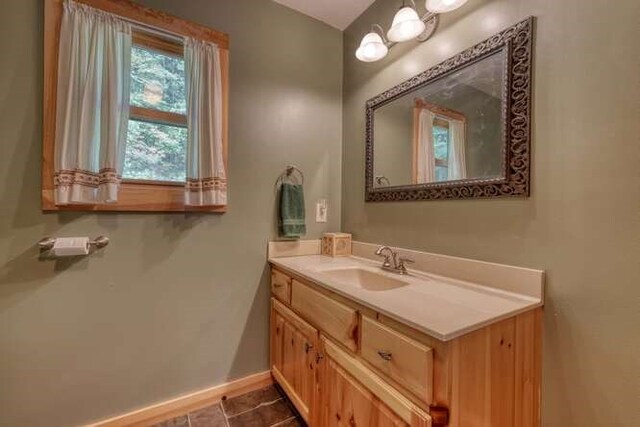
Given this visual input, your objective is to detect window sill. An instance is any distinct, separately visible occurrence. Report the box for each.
[41,182,226,213]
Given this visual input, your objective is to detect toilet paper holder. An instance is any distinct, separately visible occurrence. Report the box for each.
[38,236,110,252]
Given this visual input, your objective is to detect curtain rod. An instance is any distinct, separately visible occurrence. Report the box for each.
[69,0,184,42]
[122,17,184,43]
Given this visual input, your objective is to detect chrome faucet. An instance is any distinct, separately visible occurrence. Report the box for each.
[375,246,414,275]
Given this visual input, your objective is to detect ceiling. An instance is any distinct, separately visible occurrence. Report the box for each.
[272,0,376,30]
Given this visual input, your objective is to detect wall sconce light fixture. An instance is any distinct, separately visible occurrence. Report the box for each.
[387,4,426,42]
[356,24,389,62]
[355,0,469,62]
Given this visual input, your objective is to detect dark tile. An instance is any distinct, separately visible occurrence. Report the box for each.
[152,415,189,427]
[189,403,227,427]
[272,416,305,427]
[279,394,303,421]
[222,385,283,417]
[227,399,294,427]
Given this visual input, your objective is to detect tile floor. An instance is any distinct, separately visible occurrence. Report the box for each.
[153,385,305,427]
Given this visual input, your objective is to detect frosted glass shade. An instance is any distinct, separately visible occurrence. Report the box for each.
[355,32,389,62]
[387,7,426,42]
[426,0,469,13]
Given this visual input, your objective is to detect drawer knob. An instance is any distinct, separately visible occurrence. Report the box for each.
[377,350,393,361]
[273,283,284,288]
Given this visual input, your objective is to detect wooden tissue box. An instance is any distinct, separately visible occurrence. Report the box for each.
[321,233,352,257]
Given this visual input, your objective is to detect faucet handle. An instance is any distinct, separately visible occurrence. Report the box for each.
[397,257,414,274]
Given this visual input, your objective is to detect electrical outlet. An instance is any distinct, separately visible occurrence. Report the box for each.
[316,199,328,223]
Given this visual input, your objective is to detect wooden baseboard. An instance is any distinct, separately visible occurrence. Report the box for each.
[86,371,273,427]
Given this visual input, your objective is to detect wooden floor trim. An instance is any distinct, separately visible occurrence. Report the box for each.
[86,371,273,427]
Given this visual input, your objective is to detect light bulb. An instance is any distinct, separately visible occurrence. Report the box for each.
[425,0,469,13]
[387,6,426,42]
[355,32,389,62]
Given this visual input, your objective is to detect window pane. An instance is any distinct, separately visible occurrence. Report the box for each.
[130,46,186,114]
[123,120,187,182]
[435,166,448,182]
[433,126,449,160]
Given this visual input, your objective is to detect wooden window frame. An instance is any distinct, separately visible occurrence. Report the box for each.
[42,0,229,213]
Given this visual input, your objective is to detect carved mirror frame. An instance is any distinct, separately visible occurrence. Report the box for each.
[365,17,534,202]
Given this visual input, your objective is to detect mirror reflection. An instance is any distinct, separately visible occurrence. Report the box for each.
[373,49,506,188]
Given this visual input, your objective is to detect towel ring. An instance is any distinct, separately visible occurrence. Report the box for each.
[284,165,304,185]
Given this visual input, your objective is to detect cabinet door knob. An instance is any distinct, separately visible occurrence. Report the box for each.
[305,342,314,353]
[377,350,393,361]
[315,352,324,364]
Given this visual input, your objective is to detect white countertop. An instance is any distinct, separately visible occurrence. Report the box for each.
[269,255,543,341]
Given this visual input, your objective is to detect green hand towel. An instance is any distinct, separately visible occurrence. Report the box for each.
[279,183,306,239]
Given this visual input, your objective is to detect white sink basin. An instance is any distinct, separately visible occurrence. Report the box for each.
[320,268,409,291]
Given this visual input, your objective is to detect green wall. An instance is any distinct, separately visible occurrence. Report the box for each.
[342,0,640,426]
[0,1,342,425]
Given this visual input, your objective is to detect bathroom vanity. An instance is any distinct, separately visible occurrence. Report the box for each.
[268,241,543,427]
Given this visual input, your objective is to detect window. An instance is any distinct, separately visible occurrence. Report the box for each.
[433,120,449,182]
[124,36,187,183]
[42,0,229,212]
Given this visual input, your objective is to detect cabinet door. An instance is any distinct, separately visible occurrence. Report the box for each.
[271,298,318,423]
[317,336,432,427]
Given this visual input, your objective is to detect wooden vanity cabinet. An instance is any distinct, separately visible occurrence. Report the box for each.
[270,266,542,427]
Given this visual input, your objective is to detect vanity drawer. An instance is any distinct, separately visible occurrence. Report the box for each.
[271,269,292,304]
[291,280,359,352]
[321,336,431,427]
[361,316,433,405]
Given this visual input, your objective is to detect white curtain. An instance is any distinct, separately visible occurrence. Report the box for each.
[184,38,227,206]
[416,109,436,184]
[54,1,132,205]
[448,119,467,180]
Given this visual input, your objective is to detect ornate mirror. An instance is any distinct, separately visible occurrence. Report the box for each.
[366,18,534,201]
